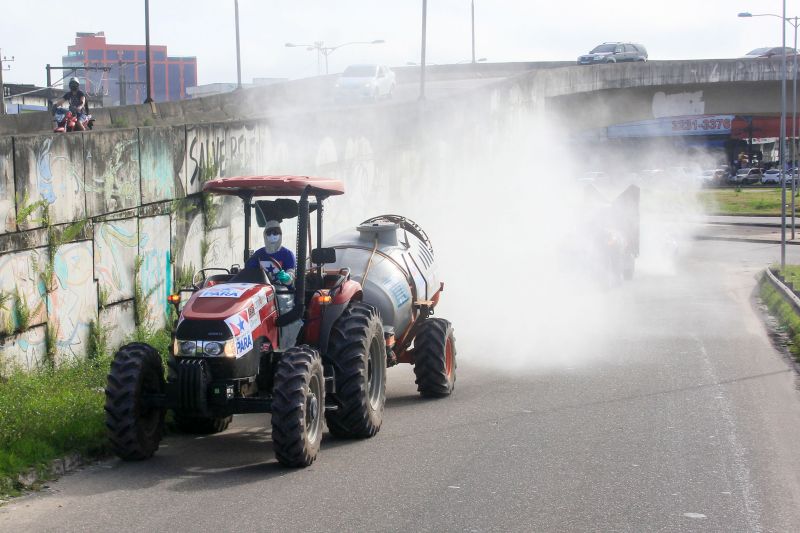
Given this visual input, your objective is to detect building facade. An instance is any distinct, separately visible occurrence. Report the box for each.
[63,32,197,106]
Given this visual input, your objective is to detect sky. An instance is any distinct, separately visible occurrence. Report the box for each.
[2,0,799,87]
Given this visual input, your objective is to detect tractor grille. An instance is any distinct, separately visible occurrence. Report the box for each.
[176,319,232,341]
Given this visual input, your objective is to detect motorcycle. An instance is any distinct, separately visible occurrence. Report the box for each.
[53,106,94,133]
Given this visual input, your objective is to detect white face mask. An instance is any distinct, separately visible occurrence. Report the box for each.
[264,228,282,253]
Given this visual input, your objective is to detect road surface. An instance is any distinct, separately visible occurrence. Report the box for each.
[3,236,800,532]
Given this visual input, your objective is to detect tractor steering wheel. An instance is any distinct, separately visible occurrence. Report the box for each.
[264,257,292,289]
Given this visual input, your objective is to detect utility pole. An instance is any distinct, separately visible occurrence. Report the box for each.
[781,0,788,269]
[420,0,428,100]
[0,50,14,115]
[144,0,153,103]
[46,63,52,109]
[119,59,127,105]
[471,1,476,64]
[235,0,242,89]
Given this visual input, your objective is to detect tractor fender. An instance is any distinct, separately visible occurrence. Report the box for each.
[319,302,349,357]
[318,282,363,357]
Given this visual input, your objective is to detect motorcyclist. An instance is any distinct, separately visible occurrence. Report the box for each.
[245,220,296,286]
[53,78,88,131]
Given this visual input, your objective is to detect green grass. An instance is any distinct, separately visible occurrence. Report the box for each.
[760,274,800,360]
[698,188,800,215]
[0,356,109,497]
[779,265,800,288]
[0,327,172,498]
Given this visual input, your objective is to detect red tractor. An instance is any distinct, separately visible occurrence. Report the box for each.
[104,175,456,467]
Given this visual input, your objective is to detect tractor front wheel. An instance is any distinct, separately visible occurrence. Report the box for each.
[174,414,232,434]
[413,318,457,398]
[325,302,386,438]
[271,345,325,467]
[105,343,166,460]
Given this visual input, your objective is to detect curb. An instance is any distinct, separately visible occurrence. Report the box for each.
[1,452,89,502]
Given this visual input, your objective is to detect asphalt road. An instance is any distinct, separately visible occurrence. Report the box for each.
[3,237,800,532]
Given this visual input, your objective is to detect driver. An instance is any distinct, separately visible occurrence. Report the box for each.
[53,78,88,131]
[245,220,296,286]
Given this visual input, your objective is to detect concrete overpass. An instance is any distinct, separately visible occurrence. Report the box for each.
[0,59,792,137]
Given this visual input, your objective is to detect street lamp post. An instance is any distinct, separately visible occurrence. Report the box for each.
[235,0,242,89]
[420,0,428,100]
[740,5,791,268]
[144,0,153,103]
[471,0,476,64]
[285,40,385,75]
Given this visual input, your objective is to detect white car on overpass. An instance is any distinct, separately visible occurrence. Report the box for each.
[334,64,396,102]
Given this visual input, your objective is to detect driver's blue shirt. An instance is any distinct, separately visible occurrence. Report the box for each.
[245,246,296,279]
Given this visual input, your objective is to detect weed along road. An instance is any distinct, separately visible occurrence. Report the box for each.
[2,238,800,531]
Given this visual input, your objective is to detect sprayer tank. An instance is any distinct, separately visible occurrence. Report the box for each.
[325,217,438,336]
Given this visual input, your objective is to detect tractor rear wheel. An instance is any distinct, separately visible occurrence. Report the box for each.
[325,302,386,438]
[174,413,232,434]
[413,318,457,397]
[271,345,325,467]
[105,343,166,460]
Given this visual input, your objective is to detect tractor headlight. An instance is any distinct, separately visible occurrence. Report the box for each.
[204,341,223,356]
[179,341,197,356]
[223,340,237,358]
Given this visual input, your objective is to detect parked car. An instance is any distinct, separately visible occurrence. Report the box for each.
[762,168,783,185]
[334,64,396,101]
[742,47,798,59]
[577,42,648,64]
[731,167,763,184]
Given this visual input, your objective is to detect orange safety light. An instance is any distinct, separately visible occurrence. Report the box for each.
[316,294,332,305]
[167,294,181,305]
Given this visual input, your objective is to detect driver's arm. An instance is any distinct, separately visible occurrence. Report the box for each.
[76,95,86,112]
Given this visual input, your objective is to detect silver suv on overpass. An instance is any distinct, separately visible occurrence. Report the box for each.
[578,42,648,64]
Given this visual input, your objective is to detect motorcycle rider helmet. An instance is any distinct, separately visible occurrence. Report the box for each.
[68,78,80,91]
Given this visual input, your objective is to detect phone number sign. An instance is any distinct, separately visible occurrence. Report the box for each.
[608,115,734,139]
[671,116,732,133]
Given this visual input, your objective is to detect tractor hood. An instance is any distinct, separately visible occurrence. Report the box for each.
[181,283,271,321]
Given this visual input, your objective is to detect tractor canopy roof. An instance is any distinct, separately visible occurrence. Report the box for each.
[202,175,345,197]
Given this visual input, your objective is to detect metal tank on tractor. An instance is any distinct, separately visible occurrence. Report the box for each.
[104,175,456,468]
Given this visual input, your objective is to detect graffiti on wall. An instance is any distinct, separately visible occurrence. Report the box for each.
[0,325,46,370]
[13,135,85,228]
[140,126,186,204]
[85,130,140,217]
[94,219,138,304]
[48,241,96,359]
[186,123,265,193]
[0,248,47,335]
[139,215,171,328]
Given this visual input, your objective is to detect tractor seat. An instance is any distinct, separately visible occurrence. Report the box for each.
[228,267,268,285]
